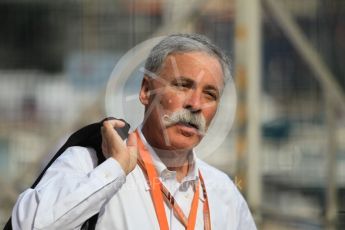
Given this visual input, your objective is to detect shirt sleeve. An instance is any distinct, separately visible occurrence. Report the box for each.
[236,195,257,230]
[222,175,257,230]
[11,146,126,230]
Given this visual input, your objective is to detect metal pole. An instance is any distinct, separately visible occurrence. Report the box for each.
[325,91,337,230]
[234,0,262,222]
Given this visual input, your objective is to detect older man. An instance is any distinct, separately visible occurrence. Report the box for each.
[11,34,256,229]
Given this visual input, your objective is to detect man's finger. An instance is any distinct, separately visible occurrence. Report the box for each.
[102,119,125,129]
[102,119,125,142]
[102,120,127,154]
[127,133,138,172]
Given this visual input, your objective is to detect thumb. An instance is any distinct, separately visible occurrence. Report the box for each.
[127,133,138,172]
[127,132,137,148]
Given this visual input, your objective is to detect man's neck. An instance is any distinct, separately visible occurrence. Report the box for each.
[141,125,192,182]
[153,147,191,182]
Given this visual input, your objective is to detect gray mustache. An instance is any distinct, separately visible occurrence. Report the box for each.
[162,109,206,134]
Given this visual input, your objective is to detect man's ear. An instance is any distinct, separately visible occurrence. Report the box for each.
[139,76,151,106]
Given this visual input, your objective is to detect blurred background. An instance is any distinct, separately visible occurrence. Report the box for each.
[0,0,344,229]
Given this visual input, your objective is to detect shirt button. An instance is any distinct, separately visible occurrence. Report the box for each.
[163,171,173,179]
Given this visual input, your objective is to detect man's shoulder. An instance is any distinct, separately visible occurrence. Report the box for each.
[59,146,96,159]
[196,159,256,228]
[48,146,98,170]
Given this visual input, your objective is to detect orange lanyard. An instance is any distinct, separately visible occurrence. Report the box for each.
[135,130,211,230]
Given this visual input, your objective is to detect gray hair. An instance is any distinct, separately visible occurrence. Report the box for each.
[144,33,231,83]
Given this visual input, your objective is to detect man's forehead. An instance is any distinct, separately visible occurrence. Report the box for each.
[164,52,221,68]
[159,52,224,86]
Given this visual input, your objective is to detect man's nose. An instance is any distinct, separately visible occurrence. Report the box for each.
[184,90,202,113]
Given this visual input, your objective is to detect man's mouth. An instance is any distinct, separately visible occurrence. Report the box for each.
[177,121,199,130]
[174,121,204,137]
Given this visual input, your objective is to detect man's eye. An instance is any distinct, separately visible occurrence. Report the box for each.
[173,81,189,89]
[205,91,218,101]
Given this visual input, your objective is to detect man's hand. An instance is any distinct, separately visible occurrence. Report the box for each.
[101,119,138,175]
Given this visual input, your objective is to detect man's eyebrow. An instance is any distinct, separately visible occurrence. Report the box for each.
[175,76,194,81]
[172,76,221,93]
[173,76,194,83]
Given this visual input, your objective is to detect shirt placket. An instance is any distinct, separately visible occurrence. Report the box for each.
[162,172,195,230]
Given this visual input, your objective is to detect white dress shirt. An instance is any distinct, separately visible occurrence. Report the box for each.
[12,128,256,230]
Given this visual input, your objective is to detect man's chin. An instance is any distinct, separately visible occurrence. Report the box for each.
[165,130,202,151]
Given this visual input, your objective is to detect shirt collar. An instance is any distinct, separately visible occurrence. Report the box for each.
[137,124,199,182]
